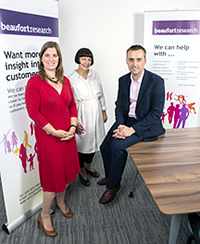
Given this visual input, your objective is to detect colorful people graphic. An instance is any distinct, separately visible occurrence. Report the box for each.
[28,153,35,171]
[19,143,28,174]
[166,91,173,101]
[167,102,174,124]
[1,128,38,174]
[173,104,180,129]
[11,131,18,152]
[7,141,11,153]
[0,129,10,154]
[174,94,187,105]
[23,130,32,151]
[30,122,35,136]
[176,104,190,128]
[161,112,167,123]
[187,102,197,114]
[164,91,197,129]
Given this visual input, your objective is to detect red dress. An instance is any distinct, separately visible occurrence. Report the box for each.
[25,74,80,193]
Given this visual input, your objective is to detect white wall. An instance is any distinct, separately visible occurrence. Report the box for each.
[58,0,200,130]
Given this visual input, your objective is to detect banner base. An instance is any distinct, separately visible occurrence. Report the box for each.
[2,201,43,234]
[2,184,70,234]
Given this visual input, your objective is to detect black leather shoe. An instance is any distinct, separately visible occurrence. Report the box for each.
[97,177,108,185]
[85,167,100,177]
[99,185,120,204]
[79,174,90,186]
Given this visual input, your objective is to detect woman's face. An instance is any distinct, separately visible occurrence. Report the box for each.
[78,56,92,72]
[41,47,59,73]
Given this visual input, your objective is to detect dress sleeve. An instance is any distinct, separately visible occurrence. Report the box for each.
[96,72,107,111]
[25,75,49,128]
[64,76,78,118]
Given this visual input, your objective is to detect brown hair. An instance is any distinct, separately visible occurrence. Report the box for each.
[38,41,64,83]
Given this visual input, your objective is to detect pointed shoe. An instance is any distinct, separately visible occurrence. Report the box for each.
[99,185,120,204]
[55,198,73,218]
[97,177,108,185]
[38,213,57,237]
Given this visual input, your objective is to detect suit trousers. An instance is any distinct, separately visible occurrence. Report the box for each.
[100,117,144,189]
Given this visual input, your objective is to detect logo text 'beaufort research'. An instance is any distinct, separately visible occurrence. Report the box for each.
[152,20,200,35]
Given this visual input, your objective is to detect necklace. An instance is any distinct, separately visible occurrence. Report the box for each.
[47,76,59,84]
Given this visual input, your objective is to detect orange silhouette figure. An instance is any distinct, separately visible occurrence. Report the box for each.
[23,130,32,151]
[187,102,197,114]
[174,94,187,105]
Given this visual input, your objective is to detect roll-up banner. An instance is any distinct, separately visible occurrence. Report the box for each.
[0,1,59,233]
[144,11,200,129]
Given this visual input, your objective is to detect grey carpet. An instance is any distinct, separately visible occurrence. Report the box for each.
[0,152,191,244]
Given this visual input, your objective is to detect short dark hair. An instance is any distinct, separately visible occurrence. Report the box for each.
[127,44,146,58]
[75,48,94,65]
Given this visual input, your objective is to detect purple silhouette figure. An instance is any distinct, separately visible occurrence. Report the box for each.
[28,153,35,171]
[19,143,28,173]
[0,129,11,154]
[167,102,175,124]
[173,104,180,129]
[176,104,189,128]
[11,131,18,152]
[7,141,11,153]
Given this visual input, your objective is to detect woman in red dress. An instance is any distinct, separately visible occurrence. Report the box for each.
[25,41,80,237]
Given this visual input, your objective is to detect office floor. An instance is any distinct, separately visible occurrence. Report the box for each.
[0,153,191,244]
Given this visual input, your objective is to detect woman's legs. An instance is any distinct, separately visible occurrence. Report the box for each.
[39,189,72,235]
[79,152,99,177]
[56,190,71,213]
[78,152,88,180]
[84,153,95,172]
[41,191,55,231]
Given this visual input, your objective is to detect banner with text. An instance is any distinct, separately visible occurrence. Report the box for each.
[144,11,200,129]
[0,4,58,230]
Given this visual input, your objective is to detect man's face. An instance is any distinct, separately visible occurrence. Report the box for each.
[126,49,146,80]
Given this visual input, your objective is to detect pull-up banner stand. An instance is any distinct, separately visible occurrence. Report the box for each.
[144,10,200,129]
[0,1,59,234]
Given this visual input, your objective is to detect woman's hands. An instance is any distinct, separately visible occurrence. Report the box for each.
[52,129,74,141]
[76,122,85,135]
[43,120,78,141]
[102,110,108,123]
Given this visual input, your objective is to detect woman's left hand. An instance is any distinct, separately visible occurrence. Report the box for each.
[102,110,108,123]
[60,131,74,141]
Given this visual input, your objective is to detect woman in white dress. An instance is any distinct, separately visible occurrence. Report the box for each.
[69,48,107,186]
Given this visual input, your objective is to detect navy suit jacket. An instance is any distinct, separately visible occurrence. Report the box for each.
[112,69,165,141]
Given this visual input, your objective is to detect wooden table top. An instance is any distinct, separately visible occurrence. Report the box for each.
[128,127,200,215]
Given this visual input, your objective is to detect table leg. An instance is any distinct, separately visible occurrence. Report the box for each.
[168,214,184,244]
[128,168,139,198]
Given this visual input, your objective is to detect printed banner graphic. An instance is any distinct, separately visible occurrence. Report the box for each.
[144,11,200,129]
[0,8,58,37]
[0,5,58,232]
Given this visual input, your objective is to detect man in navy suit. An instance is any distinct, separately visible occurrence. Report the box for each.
[98,44,165,204]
